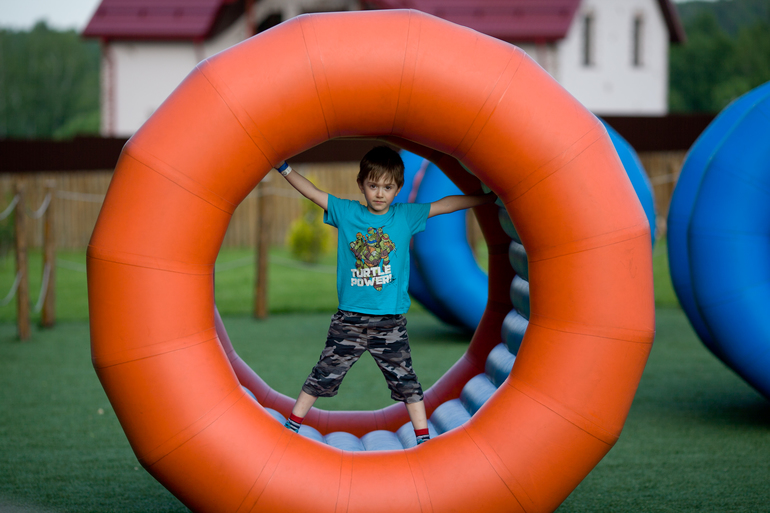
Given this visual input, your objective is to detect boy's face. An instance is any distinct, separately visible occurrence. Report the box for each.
[358,176,401,215]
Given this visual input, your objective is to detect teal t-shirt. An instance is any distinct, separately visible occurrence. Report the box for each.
[324,194,430,315]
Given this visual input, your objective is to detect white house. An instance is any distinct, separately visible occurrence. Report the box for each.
[83,0,684,137]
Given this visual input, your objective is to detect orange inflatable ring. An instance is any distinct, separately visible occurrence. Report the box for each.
[88,10,654,512]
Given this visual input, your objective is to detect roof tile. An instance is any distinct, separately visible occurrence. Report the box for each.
[82,0,235,40]
[367,0,581,41]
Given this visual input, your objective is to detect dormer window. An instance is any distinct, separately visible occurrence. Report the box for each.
[632,14,644,67]
[582,13,595,67]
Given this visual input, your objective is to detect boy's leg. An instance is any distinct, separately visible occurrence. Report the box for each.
[285,311,366,432]
[284,390,318,432]
[405,400,428,430]
[292,390,318,418]
[406,400,430,444]
[406,400,430,445]
[367,314,430,443]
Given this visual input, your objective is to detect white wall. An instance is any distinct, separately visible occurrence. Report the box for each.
[101,16,248,136]
[100,0,672,135]
[101,2,364,136]
[556,0,669,115]
[253,0,359,22]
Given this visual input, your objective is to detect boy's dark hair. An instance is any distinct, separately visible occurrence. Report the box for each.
[357,146,405,188]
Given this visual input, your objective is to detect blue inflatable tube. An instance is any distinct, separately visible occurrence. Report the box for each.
[396,151,465,328]
[667,82,770,357]
[668,82,770,398]
[412,163,488,330]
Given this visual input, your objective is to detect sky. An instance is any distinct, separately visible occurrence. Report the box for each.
[0,0,102,31]
[0,0,714,32]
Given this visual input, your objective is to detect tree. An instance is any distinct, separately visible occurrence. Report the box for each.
[0,22,100,139]
[670,12,736,112]
[675,0,770,36]
[670,1,770,113]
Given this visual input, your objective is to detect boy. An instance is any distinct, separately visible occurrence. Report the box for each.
[275,146,495,445]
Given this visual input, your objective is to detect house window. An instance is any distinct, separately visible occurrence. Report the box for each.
[632,14,644,67]
[582,13,595,67]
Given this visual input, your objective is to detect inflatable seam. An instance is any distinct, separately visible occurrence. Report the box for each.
[526,224,650,263]
[508,378,619,445]
[506,121,606,198]
[528,314,654,345]
[124,144,238,215]
[141,386,246,467]
[404,450,434,512]
[88,246,214,276]
[298,15,339,139]
[92,328,219,369]
[87,245,214,275]
[235,427,296,512]
[462,425,533,512]
[196,60,278,167]
[391,10,420,137]
[452,48,524,161]
[334,451,354,513]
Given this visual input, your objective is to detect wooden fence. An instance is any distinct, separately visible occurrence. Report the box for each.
[0,152,686,250]
[0,171,111,250]
[638,150,687,237]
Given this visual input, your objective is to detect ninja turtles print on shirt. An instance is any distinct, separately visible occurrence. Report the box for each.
[324,195,430,315]
[349,227,396,291]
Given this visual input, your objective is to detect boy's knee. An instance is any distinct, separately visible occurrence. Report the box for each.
[302,381,339,398]
[389,379,423,403]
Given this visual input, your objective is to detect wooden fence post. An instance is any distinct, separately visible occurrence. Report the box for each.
[14,183,30,341]
[254,181,270,319]
[41,180,56,327]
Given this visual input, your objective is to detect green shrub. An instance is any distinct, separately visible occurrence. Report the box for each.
[287,188,330,264]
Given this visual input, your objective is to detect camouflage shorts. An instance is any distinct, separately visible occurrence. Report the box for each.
[302,310,424,403]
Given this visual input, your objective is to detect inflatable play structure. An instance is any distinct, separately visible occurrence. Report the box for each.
[602,122,657,245]
[667,81,770,399]
[397,150,488,331]
[398,122,656,333]
[88,10,654,512]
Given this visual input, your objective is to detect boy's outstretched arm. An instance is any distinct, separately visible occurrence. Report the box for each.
[275,161,329,211]
[428,191,497,218]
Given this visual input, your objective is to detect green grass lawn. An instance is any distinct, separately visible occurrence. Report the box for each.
[0,237,679,324]
[0,313,468,513]
[1,240,768,512]
[0,246,427,324]
[652,239,680,309]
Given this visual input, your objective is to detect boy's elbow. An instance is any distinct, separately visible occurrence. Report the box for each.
[428,201,449,218]
[314,192,329,211]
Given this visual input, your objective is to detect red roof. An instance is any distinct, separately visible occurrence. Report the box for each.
[366,0,685,43]
[82,0,240,40]
[83,0,684,44]
[366,0,581,42]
